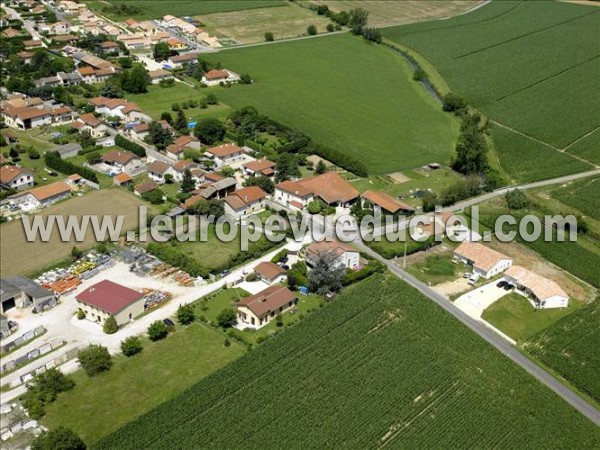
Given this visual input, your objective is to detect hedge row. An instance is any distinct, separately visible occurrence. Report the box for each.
[115,134,146,158]
[146,243,210,278]
[44,151,98,183]
[342,260,386,286]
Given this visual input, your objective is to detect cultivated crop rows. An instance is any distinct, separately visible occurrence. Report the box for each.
[96,276,600,449]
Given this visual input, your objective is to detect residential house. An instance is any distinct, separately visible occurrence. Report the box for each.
[102,150,142,174]
[453,242,512,279]
[201,69,240,86]
[274,180,314,211]
[113,172,132,186]
[134,179,159,197]
[76,280,145,326]
[0,165,34,190]
[243,159,275,178]
[166,143,186,161]
[130,122,149,141]
[172,160,198,182]
[16,51,34,64]
[148,68,174,84]
[299,171,359,207]
[75,113,107,138]
[174,135,201,150]
[100,40,120,55]
[182,177,236,209]
[204,143,246,169]
[166,52,199,68]
[362,190,415,215]
[305,240,359,269]
[223,186,267,218]
[23,40,43,49]
[253,261,286,285]
[1,106,52,129]
[8,181,72,209]
[147,160,174,184]
[504,266,569,309]
[236,285,298,329]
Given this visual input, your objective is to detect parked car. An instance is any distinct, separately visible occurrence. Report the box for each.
[281,265,290,270]
[279,256,289,263]
[463,273,471,279]
[496,280,507,288]
[163,318,175,327]
[503,283,514,291]
[220,269,231,277]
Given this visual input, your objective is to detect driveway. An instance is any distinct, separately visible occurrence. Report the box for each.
[453,280,509,319]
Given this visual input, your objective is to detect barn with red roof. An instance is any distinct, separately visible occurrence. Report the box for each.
[75,280,145,326]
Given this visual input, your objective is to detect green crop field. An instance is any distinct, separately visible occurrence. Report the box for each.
[490,125,593,183]
[550,176,600,221]
[525,299,600,404]
[566,128,600,165]
[96,276,600,449]
[202,33,459,175]
[85,0,285,21]
[382,1,600,181]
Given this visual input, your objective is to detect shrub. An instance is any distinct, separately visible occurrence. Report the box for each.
[31,426,86,450]
[216,308,236,328]
[103,316,118,334]
[121,336,143,357]
[271,248,289,263]
[176,304,195,325]
[245,272,258,282]
[264,31,274,42]
[77,309,85,320]
[78,345,112,377]
[307,24,317,35]
[148,320,168,341]
[505,189,530,210]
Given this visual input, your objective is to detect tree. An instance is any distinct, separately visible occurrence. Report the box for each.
[315,160,328,174]
[142,188,165,205]
[176,304,195,325]
[275,153,301,182]
[505,189,530,210]
[326,23,335,32]
[31,427,86,450]
[244,176,275,194]
[220,166,235,177]
[307,200,323,215]
[193,118,226,144]
[28,148,40,159]
[103,316,118,334]
[147,121,173,150]
[205,93,218,105]
[180,168,196,193]
[153,41,170,60]
[264,31,274,42]
[77,345,112,377]
[308,251,346,295]
[442,92,467,113]
[100,83,122,98]
[160,111,173,125]
[121,65,149,94]
[307,24,317,35]
[121,336,143,357]
[217,308,236,328]
[275,314,284,327]
[348,8,369,34]
[71,246,82,260]
[451,114,488,175]
[239,73,252,84]
[77,309,86,320]
[174,108,188,132]
[85,151,102,164]
[148,320,168,341]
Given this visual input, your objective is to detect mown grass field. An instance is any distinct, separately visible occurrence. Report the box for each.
[482,293,583,342]
[42,323,245,444]
[0,189,151,277]
[202,33,459,174]
[524,299,600,404]
[550,176,600,221]
[85,0,285,21]
[382,1,600,181]
[96,275,600,449]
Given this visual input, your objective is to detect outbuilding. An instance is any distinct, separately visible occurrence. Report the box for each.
[76,280,145,326]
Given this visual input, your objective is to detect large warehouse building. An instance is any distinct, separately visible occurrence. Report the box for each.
[76,280,145,326]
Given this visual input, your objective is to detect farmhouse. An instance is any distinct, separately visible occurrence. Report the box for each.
[182,177,236,207]
[306,240,359,269]
[147,160,174,184]
[204,143,246,169]
[274,180,314,210]
[300,172,359,207]
[236,285,298,329]
[453,242,512,279]
[362,190,415,215]
[254,261,286,285]
[0,165,34,190]
[201,69,240,87]
[223,186,267,218]
[504,266,569,309]
[101,150,142,174]
[1,106,52,129]
[8,181,72,209]
[243,159,275,178]
[149,68,174,84]
[76,280,145,326]
[0,277,56,314]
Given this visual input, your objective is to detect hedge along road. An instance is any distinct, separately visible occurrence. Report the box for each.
[309,212,600,427]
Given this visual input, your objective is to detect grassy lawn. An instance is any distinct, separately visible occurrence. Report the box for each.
[125,83,232,121]
[202,33,459,175]
[42,323,245,445]
[191,287,324,345]
[350,167,463,207]
[200,2,333,44]
[482,293,583,342]
[85,0,285,21]
[0,189,151,277]
[406,251,468,285]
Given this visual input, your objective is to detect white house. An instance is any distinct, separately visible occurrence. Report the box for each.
[504,266,569,309]
[204,143,246,169]
[101,150,143,174]
[74,113,107,138]
[147,160,175,184]
[1,106,53,129]
[223,186,267,219]
[274,180,314,211]
[253,261,286,285]
[8,181,72,209]
[243,159,275,178]
[130,122,149,141]
[172,160,198,182]
[453,242,512,279]
[0,165,34,190]
[201,69,239,87]
[305,240,359,269]
[236,285,298,329]
[148,68,174,84]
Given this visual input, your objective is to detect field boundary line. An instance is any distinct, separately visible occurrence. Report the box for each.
[562,125,600,152]
[495,55,600,102]
[455,9,599,59]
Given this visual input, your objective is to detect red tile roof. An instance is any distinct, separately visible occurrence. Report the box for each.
[254,261,285,282]
[243,159,275,173]
[204,69,229,80]
[299,172,358,205]
[205,143,243,158]
[27,181,71,202]
[102,150,137,165]
[275,180,312,198]
[76,280,144,315]
[238,285,297,318]
[362,190,415,214]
